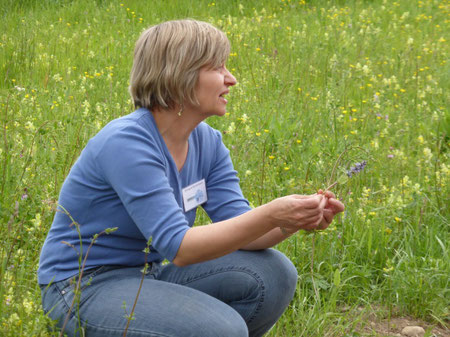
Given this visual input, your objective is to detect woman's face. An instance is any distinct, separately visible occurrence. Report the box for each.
[192,64,237,118]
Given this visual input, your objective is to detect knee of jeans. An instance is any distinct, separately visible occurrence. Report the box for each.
[280,253,298,290]
[265,250,298,296]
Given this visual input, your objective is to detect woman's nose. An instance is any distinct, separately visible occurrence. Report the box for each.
[224,67,237,86]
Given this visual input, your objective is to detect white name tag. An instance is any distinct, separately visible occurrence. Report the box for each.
[182,179,208,212]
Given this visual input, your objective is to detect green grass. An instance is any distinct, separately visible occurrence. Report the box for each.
[0,0,449,336]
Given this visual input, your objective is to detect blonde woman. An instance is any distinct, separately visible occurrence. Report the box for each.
[39,20,344,337]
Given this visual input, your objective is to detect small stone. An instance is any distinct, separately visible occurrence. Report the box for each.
[401,326,425,337]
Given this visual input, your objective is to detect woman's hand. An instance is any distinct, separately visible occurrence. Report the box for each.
[174,195,326,266]
[174,191,343,266]
[316,190,345,230]
[267,194,327,232]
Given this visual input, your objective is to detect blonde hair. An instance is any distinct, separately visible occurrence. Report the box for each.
[129,20,230,110]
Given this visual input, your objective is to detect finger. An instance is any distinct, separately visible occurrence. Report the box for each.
[313,210,333,230]
[328,198,345,213]
[293,212,323,228]
[319,194,327,210]
[317,220,331,230]
[295,195,323,209]
[297,209,323,220]
[281,209,322,230]
[302,216,324,230]
[307,213,323,225]
[321,210,334,225]
[288,212,322,228]
[324,190,336,199]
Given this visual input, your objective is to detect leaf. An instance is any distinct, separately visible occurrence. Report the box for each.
[435,235,447,257]
[333,268,341,287]
[316,278,330,290]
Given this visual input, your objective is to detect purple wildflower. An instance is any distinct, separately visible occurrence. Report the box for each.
[346,160,367,177]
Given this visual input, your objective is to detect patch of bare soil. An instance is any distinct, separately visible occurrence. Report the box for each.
[361,316,449,337]
[349,306,449,337]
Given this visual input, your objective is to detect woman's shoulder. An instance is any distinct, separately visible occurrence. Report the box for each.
[92,109,156,143]
[100,108,153,135]
[87,109,161,158]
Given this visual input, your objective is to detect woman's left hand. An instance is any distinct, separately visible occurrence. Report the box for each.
[316,190,345,230]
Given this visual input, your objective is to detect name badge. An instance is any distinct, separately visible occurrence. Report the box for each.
[182,179,208,212]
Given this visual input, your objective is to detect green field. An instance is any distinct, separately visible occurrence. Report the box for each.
[0,0,448,336]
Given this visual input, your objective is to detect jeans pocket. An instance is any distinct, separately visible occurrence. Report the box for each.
[79,265,108,289]
[59,266,107,309]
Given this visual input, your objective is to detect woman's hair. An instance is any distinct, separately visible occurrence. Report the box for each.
[129,19,230,110]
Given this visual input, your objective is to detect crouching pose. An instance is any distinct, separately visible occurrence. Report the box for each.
[38,19,344,337]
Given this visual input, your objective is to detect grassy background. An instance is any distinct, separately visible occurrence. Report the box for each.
[0,0,448,335]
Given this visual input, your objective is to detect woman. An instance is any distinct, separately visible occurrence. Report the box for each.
[39,20,344,337]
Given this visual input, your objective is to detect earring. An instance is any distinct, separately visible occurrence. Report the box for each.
[178,105,183,117]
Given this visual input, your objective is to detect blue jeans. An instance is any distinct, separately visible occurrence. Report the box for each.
[40,249,298,337]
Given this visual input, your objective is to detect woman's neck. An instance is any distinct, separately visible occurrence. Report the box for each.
[152,105,202,171]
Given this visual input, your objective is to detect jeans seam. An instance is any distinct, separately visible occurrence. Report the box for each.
[179,266,265,324]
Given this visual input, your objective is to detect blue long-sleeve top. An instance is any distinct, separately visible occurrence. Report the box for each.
[38,108,251,285]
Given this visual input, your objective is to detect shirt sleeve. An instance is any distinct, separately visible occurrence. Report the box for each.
[202,129,252,222]
[95,124,190,262]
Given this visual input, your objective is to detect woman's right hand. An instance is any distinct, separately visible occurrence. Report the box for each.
[267,194,326,231]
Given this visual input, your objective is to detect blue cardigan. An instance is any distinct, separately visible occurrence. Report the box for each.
[38,108,251,284]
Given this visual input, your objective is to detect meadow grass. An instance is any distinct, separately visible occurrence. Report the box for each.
[0,0,448,336]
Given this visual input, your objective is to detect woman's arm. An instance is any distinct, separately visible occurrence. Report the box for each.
[173,194,325,266]
[239,226,296,251]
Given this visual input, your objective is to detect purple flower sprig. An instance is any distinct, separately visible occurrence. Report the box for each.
[326,160,367,190]
[346,160,367,178]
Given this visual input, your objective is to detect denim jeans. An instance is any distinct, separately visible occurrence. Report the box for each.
[40,249,298,337]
